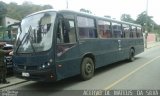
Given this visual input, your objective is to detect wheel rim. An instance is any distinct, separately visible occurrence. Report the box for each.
[85,62,93,75]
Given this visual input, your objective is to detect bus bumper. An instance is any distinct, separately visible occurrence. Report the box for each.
[14,69,57,82]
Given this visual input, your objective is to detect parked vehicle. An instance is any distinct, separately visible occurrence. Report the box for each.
[3,44,13,69]
[13,9,144,82]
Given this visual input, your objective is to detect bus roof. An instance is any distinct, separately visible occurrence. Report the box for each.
[25,9,57,18]
[25,9,141,27]
[59,10,141,27]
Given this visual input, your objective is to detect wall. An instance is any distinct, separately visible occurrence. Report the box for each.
[147,33,156,43]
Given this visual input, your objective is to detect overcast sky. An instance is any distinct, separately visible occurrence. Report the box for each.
[1,0,160,24]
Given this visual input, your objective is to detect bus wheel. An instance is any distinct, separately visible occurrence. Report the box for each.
[80,57,94,80]
[128,49,135,62]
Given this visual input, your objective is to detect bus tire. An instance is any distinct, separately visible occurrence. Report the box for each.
[128,49,135,62]
[80,57,94,80]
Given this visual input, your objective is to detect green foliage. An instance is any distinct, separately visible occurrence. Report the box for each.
[120,14,135,23]
[0,1,7,17]
[0,1,7,27]
[136,11,158,33]
[4,1,53,20]
[136,11,147,26]
[80,8,92,14]
[120,11,159,34]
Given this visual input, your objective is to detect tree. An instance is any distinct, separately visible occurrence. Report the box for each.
[136,11,157,32]
[0,1,7,27]
[5,1,53,20]
[80,8,92,14]
[0,1,7,17]
[6,2,20,19]
[120,14,135,23]
[43,5,53,10]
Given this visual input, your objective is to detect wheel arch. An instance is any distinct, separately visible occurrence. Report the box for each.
[130,47,135,52]
[128,47,135,62]
[81,53,96,65]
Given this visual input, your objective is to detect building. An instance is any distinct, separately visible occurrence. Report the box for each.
[0,17,19,43]
[0,16,20,27]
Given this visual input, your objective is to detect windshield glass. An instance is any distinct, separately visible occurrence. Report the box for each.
[16,12,56,53]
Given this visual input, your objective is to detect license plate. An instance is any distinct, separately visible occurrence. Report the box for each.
[22,72,30,77]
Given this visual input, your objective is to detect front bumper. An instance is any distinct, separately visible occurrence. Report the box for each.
[14,68,57,82]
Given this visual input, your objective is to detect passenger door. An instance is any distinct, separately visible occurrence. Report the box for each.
[55,16,80,80]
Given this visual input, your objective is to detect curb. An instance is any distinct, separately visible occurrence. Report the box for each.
[0,80,28,89]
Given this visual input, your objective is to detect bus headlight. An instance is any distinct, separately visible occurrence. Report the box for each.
[39,59,53,69]
[40,62,51,69]
[42,65,45,68]
[49,59,53,63]
[47,62,50,66]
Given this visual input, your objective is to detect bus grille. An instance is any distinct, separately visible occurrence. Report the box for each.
[17,65,38,70]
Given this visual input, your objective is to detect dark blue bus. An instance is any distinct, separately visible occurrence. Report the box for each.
[13,9,144,81]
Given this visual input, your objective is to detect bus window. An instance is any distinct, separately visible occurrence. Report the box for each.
[57,19,76,43]
[97,20,111,38]
[77,16,97,38]
[112,22,122,38]
[137,27,142,38]
[131,26,137,38]
[56,19,77,57]
[122,24,130,38]
[68,20,76,43]
[57,19,63,43]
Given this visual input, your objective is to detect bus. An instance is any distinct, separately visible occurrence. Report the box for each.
[13,9,144,81]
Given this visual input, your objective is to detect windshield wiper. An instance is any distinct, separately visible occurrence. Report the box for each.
[29,36,36,53]
[16,26,35,53]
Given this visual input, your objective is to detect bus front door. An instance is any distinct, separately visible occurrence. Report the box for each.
[55,19,80,80]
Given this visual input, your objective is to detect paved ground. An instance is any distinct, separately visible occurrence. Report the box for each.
[0,77,27,89]
[146,41,160,49]
[0,41,160,89]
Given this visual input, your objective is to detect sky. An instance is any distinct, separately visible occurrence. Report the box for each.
[1,0,160,24]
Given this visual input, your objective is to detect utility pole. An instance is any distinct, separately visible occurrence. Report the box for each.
[66,0,68,9]
[144,0,148,48]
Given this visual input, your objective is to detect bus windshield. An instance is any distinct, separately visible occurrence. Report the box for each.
[16,12,56,53]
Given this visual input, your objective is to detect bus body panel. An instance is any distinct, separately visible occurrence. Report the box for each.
[55,43,81,80]
[53,38,144,81]
[78,39,119,68]
[78,38,144,69]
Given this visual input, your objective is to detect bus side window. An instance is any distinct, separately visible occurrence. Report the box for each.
[122,24,130,38]
[77,16,97,38]
[57,19,76,44]
[68,20,76,43]
[112,22,122,38]
[56,19,77,57]
[137,27,142,38]
[131,26,137,38]
[97,20,111,38]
